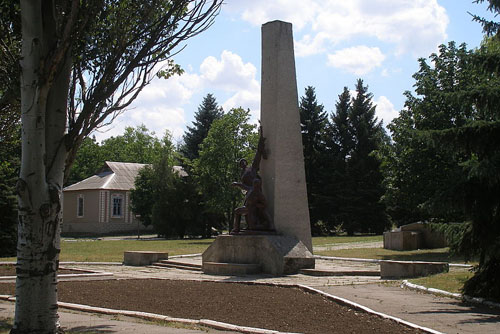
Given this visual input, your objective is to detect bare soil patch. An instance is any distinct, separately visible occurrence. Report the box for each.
[0,279,425,333]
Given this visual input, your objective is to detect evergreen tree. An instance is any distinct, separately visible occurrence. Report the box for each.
[330,87,353,162]
[430,2,500,300]
[338,80,388,235]
[181,93,223,160]
[299,86,328,233]
[386,34,500,300]
[323,87,353,232]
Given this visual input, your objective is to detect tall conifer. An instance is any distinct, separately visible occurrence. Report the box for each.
[181,94,223,160]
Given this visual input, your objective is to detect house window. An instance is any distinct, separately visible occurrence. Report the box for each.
[112,194,123,217]
[77,195,84,217]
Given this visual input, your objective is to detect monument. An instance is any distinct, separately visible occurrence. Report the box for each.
[202,20,315,276]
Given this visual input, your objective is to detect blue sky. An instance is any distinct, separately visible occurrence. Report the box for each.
[93,0,495,144]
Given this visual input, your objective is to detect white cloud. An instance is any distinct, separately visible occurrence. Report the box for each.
[227,0,449,57]
[199,50,261,120]
[327,46,385,75]
[200,50,259,93]
[93,51,261,142]
[375,95,399,126]
[227,0,319,30]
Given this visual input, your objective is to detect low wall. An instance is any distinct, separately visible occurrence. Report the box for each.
[123,251,168,266]
[380,260,449,279]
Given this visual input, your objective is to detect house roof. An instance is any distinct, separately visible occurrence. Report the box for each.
[64,161,148,191]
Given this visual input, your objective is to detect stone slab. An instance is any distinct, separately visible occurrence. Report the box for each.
[123,251,168,266]
[202,234,315,276]
[380,260,449,279]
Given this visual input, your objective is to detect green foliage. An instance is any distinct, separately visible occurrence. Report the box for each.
[150,143,191,238]
[471,0,500,38]
[0,161,18,257]
[325,80,389,235]
[299,86,329,234]
[384,42,477,225]
[387,29,500,300]
[0,0,21,139]
[0,122,20,257]
[181,94,223,160]
[66,136,104,186]
[129,165,156,227]
[67,125,164,185]
[100,125,164,164]
[195,108,258,229]
[130,134,207,238]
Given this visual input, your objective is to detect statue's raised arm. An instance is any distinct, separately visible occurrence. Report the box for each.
[252,126,267,170]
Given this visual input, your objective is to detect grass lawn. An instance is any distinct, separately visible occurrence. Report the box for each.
[59,238,215,262]
[315,247,475,264]
[408,269,474,294]
[0,238,214,262]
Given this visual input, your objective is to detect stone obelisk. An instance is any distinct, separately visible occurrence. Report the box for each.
[260,20,313,252]
[201,20,314,276]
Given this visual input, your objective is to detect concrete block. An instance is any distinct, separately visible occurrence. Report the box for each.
[400,222,447,248]
[380,260,449,279]
[123,251,168,266]
[202,234,315,276]
[383,230,422,251]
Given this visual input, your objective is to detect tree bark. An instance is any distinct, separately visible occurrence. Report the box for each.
[13,1,71,333]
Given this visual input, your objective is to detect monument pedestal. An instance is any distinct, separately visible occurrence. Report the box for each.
[202,234,315,276]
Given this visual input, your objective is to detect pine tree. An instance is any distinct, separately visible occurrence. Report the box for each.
[181,94,223,160]
[324,87,352,232]
[343,80,388,235]
[299,86,328,233]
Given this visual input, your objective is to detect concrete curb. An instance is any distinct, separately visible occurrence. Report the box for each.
[314,255,474,268]
[298,285,443,334]
[402,280,500,309]
[0,272,114,282]
[60,261,123,265]
[314,255,380,263]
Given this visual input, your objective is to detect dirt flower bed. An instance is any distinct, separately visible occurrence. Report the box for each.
[0,279,426,333]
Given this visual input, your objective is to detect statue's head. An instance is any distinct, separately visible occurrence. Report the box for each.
[238,158,247,169]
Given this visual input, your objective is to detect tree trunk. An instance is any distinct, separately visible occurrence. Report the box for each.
[13,1,71,333]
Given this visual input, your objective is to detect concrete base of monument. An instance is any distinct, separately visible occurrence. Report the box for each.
[202,234,315,276]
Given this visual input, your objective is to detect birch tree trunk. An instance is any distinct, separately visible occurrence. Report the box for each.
[13,1,71,332]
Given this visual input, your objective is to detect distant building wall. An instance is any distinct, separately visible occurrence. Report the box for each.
[62,189,151,235]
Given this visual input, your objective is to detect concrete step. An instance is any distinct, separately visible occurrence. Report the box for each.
[299,269,381,277]
[150,260,202,272]
[157,260,202,269]
[202,262,262,276]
